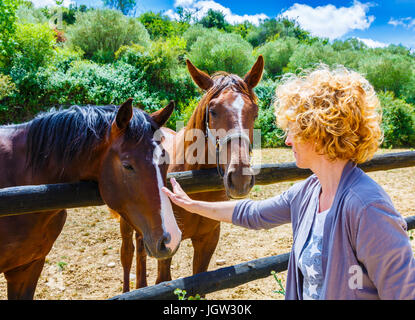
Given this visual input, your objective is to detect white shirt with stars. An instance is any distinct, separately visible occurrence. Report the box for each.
[298,207,329,300]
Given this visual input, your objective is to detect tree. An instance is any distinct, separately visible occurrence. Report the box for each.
[199,9,230,31]
[102,0,136,15]
[138,11,178,39]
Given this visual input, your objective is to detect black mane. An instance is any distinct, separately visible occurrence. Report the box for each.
[25,104,154,171]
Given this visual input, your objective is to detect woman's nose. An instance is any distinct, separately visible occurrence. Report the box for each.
[285,134,292,146]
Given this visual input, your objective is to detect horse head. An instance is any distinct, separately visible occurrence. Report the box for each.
[98,99,181,259]
[186,56,264,199]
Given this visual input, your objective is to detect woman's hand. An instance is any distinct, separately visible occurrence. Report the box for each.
[162,177,237,223]
[162,178,197,212]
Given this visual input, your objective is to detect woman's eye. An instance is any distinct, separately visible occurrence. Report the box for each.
[122,163,134,171]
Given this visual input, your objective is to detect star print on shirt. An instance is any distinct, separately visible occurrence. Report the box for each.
[305,264,318,279]
[298,209,329,300]
[309,242,320,257]
[308,284,318,296]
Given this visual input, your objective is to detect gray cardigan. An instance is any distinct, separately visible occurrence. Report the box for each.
[233,161,415,299]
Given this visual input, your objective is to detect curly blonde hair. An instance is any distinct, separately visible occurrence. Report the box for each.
[274,64,383,164]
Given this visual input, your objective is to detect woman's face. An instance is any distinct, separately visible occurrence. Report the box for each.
[285,129,318,169]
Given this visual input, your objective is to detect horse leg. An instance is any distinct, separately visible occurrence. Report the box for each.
[156,257,172,284]
[120,218,134,293]
[135,231,148,288]
[191,224,221,275]
[4,258,46,300]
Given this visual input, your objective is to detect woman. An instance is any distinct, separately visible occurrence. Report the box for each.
[162,65,415,300]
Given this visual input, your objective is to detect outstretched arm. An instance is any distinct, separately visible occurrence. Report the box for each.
[162,178,238,223]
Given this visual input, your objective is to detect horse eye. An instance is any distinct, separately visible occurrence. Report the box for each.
[122,163,134,171]
[209,109,217,117]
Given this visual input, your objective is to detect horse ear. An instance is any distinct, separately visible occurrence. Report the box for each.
[115,98,133,130]
[243,55,264,89]
[151,100,175,128]
[186,59,213,91]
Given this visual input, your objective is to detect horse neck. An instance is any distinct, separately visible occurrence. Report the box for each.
[32,131,109,184]
[0,126,29,187]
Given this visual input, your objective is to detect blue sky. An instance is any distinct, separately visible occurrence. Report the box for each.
[32,0,415,49]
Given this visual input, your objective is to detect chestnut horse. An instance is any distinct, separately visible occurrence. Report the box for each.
[120,56,264,291]
[0,98,181,299]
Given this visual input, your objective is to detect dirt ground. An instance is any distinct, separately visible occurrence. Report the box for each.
[0,148,414,300]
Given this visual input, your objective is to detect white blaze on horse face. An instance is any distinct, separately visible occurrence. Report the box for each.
[232,94,245,130]
[152,142,182,251]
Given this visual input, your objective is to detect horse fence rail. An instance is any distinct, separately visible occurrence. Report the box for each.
[1,151,415,217]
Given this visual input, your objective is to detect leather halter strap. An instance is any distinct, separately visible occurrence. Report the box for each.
[205,104,252,177]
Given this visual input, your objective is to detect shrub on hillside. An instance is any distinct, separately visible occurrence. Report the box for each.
[257,37,298,78]
[358,53,413,99]
[66,9,150,63]
[378,91,415,148]
[188,31,255,76]
[286,42,339,73]
[254,79,286,147]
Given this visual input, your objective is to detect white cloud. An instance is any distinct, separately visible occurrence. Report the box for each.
[279,1,375,40]
[167,0,268,26]
[174,0,195,7]
[30,0,74,7]
[388,17,415,29]
[356,37,388,48]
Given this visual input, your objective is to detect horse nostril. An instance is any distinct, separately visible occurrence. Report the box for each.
[157,233,171,254]
[249,174,255,189]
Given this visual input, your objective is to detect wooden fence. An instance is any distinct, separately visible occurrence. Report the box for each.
[1,151,415,217]
[1,150,415,299]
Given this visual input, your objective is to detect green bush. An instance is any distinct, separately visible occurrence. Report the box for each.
[358,53,413,99]
[286,42,339,72]
[0,74,17,101]
[182,24,209,51]
[39,60,156,106]
[11,23,56,73]
[16,4,48,24]
[257,37,298,78]
[246,18,310,48]
[188,31,255,76]
[66,9,150,63]
[0,0,22,68]
[116,37,199,128]
[3,22,56,120]
[138,11,183,39]
[254,79,286,147]
[378,91,415,148]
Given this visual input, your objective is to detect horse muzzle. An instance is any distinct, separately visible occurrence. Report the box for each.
[143,232,181,260]
[224,165,255,199]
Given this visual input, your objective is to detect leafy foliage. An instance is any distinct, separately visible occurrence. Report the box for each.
[102,0,136,15]
[257,37,298,78]
[188,30,255,76]
[66,9,150,62]
[200,9,230,31]
[378,91,415,148]
[0,0,22,68]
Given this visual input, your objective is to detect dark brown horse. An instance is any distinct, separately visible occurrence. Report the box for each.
[120,56,264,291]
[0,98,181,299]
